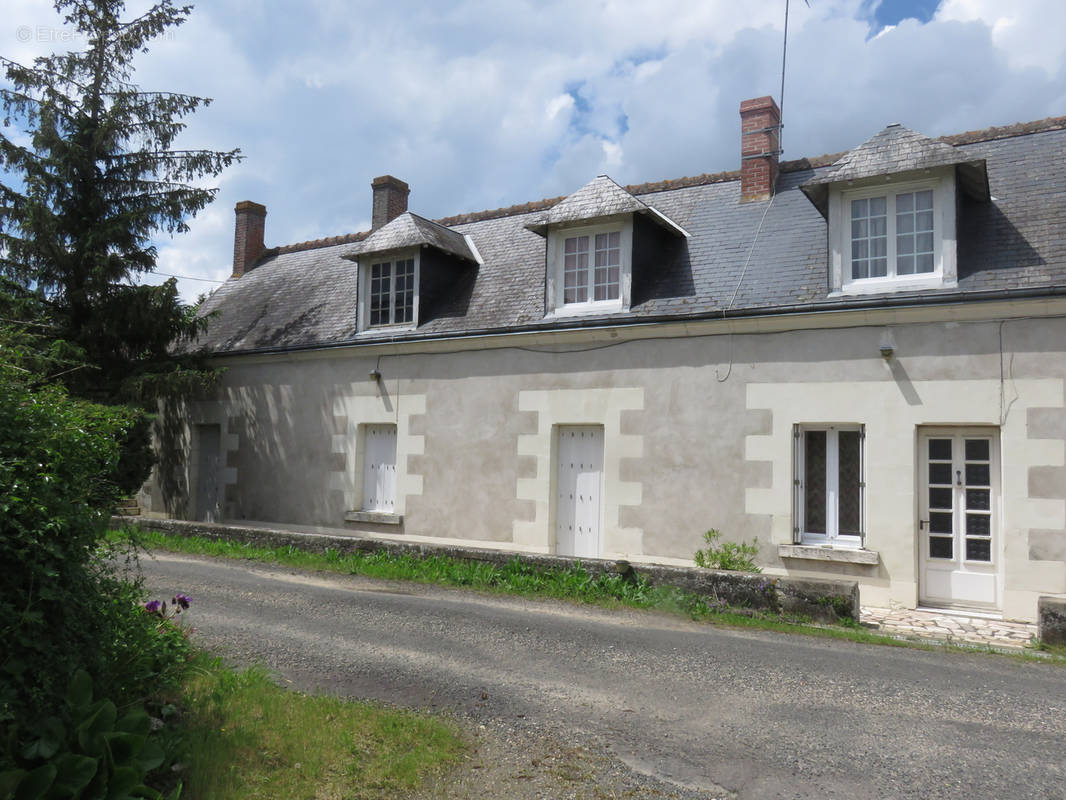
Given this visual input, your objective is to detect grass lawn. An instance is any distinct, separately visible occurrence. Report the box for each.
[172,656,464,800]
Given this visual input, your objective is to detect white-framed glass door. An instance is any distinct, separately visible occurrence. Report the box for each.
[917,427,1001,611]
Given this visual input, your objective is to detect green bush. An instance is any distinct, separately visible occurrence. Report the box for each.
[0,367,172,734]
[0,670,180,800]
[693,529,762,573]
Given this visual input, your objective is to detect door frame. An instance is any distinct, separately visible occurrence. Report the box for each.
[916,425,1003,612]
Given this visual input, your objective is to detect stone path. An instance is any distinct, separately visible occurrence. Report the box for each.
[861,605,1037,649]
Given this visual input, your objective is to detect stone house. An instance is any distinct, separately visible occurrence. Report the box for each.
[142,96,1066,622]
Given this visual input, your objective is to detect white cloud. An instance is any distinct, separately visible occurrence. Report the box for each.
[4,0,1064,302]
[936,0,1066,73]
[546,94,575,121]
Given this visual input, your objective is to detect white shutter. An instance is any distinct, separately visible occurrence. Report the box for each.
[363,424,397,512]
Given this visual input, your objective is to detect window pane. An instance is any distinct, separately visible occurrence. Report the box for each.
[804,431,826,534]
[966,514,990,536]
[929,439,952,460]
[393,259,415,324]
[563,236,589,304]
[838,430,862,536]
[966,538,991,562]
[897,255,915,275]
[593,230,621,301]
[965,463,990,487]
[851,197,887,281]
[916,253,934,273]
[929,511,953,533]
[915,190,933,210]
[965,439,990,460]
[966,489,990,511]
[929,487,953,509]
[929,463,952,484]
[370,262,391,326]
[929,536,953,559]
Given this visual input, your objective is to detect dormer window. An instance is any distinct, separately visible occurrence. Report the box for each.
[369,257,416,326]
[831,175,955,295]
[526,175,686,319]
[847,184,938,282]
[802,123,990,298]
[564,231,621,304]
[347,211,482,333]
[550,221,632,314]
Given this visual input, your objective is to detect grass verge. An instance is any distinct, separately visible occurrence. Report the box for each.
[113,527,914,646]
[170,654,464,800]
[115,527,1066,660]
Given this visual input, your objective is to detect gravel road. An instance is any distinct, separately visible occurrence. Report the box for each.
[137,551,1066,800]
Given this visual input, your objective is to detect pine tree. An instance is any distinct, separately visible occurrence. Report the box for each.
[0,0,239,405]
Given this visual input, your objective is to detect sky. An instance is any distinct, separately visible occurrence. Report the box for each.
[4,0,1066,302]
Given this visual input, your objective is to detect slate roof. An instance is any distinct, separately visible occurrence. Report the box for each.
[193,115,1066,355]
[523,175,687,237]
[801,124,990,216]
[346,211,480,263]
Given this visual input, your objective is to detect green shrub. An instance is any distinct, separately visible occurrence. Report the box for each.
[693,529,762,573]
[0,366,191,753]
[0,670,180,800]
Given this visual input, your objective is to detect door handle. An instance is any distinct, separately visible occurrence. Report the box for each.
[919,519,928,530]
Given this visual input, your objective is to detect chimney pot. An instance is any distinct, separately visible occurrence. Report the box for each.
[371,175,410,229]
[739,96,781,203]
[232,200,267,278]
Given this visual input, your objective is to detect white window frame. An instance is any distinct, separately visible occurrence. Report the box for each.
[357,248,420,332]
[545,216,633,317]
[793,424,865,548]
[828,172,957,296]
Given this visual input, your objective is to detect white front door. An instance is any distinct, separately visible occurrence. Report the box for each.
[555,426,604,558]
[918,428,1001,611]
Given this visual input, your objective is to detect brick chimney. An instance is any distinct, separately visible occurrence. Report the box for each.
[371,175,410,229]
[232,200,267,278]
[739,96,781,203]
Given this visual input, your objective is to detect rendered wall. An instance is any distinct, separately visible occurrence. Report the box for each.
[141,309,1066,621]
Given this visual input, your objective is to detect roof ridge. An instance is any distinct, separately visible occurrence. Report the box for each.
[257,113,1066,258]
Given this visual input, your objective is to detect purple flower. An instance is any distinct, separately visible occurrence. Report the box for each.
[173,594,191,610]
[144,600,161,614]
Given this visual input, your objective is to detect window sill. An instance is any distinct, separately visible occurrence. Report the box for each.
[344,510,403,526]
[830,275,956,297]
[549,302,626,318]
[778,544,880,565]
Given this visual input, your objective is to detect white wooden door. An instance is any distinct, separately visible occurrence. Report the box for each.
[195,424,221,523]
[556,426,604,558]
[363,424,397,512]
[918,428,1001,611]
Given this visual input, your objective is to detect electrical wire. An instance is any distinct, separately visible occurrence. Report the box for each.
[714,0,799,382]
